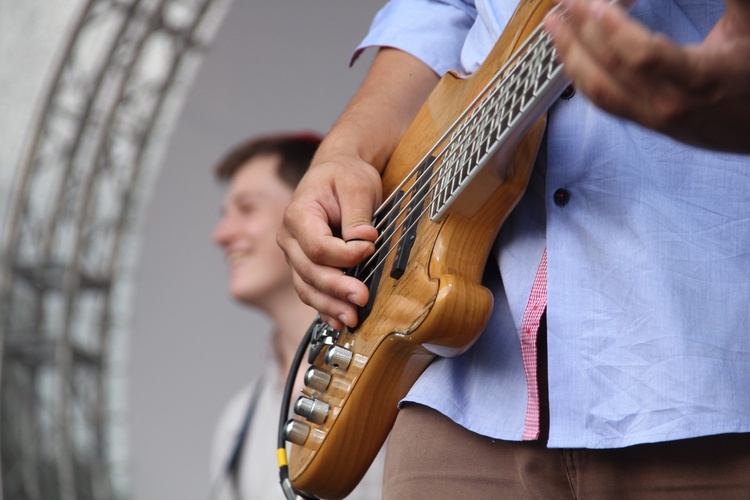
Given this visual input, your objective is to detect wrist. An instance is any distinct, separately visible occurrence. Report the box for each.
[312,136,387,175]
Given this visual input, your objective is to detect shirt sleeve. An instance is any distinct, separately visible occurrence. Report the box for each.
[351,0,478,76]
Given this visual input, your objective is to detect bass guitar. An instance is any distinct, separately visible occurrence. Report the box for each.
[282,0,569,497]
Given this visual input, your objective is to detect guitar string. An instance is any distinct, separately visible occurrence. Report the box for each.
[367,2,565,226]
[353,150,449,285]
[369,22,557,244]
[354,27,557,287]
[365,35,547,251]
[353,26,559,287]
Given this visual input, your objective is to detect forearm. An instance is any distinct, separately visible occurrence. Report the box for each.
[314,47,441,173]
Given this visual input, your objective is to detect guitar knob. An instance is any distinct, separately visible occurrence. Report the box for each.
[294,396,330,424]
[325,345,353,370]
[283,419,310,446]
[304,366,332,392]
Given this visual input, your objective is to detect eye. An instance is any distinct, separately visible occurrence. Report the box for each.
[237,202,257,215]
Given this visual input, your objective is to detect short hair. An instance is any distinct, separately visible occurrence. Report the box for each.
[214,132,322,188]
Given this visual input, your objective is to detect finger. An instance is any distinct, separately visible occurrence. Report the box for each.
[546,0,672,126]
[551,0,645,76]
[583,1,708,127]
[320,314,346,332]
[291,268,363,328]
[559,0,694,86]
[280,225,370,304]
[590,1,689,79]
[334,163,382,244]
[282,197,375,270]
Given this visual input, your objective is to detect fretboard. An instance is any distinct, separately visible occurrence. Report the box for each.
[430,24,568,220]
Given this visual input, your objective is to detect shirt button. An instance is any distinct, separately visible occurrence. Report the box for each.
[553,188,570,207]
[560,85,576,100]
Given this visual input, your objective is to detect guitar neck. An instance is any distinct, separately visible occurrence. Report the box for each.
[431,22,568,221]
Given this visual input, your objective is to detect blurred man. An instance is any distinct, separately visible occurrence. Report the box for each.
[209,133,384,499]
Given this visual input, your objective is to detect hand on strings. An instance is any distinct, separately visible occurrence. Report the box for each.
[278,48,439,331]
[278,151,382,330]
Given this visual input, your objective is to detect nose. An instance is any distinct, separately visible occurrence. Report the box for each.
[212,212,236,247]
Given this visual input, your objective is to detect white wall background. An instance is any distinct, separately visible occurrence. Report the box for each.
[128,2,381,499]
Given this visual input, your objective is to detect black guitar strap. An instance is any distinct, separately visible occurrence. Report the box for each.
[208,375,265,500]
[227,375,266,489]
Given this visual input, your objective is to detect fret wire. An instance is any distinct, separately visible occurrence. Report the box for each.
[431,26,560,218]
[362,20,565,284]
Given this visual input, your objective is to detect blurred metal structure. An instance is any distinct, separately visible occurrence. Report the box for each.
[0,0,231,498]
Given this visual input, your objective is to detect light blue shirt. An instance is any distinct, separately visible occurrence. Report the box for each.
[356,0,750,448]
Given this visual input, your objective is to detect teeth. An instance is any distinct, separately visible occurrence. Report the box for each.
[228,252,250,263]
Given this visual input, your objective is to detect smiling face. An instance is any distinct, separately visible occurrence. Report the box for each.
[212,154,294,309]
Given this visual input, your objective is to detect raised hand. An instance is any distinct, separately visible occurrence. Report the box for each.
[544,0,750,153]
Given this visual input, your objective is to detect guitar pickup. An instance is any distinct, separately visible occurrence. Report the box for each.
[346,192,401,329]
[391,156,435,279]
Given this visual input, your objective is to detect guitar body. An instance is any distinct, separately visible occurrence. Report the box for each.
[287,0,555,497]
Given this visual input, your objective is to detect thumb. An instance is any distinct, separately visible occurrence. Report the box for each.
[340,196,379,245]
[337,164,382,244]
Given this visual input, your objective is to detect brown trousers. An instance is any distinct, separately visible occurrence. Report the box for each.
[383,403,750,499]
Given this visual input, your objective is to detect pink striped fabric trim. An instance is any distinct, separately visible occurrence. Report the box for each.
[521,249,547,440]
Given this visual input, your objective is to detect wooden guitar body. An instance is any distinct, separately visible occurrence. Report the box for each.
[285,0,559,497]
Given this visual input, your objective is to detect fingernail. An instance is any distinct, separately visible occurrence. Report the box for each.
[338,314,349,327]
[347,293,362,306]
